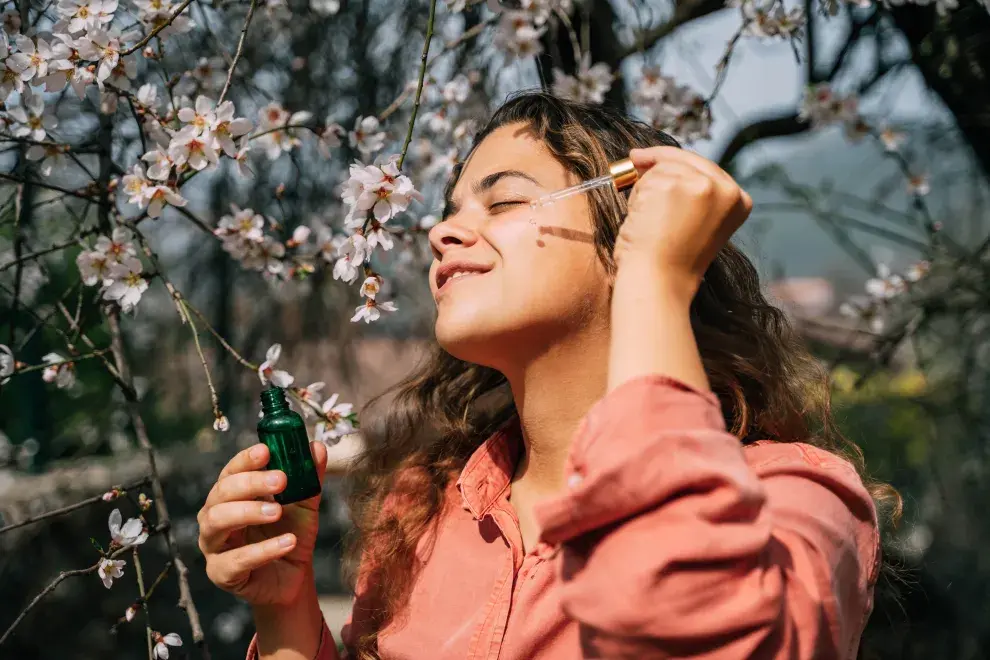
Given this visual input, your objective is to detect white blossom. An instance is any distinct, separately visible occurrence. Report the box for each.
[865,263,905,301]
[341,157,422,225]
[348,115,386,156]
[77,250,113,286]
[351,299,397,323]
[552,55,613,104]
[494,11,545,60]
[42,352,76,389]
[109,508,149,547]
[102,257,149,313]
[76,29,119,86]
[0,344,14,385]
[258,343,294,388]
[297,381,325,418]
[310,0,340,15]
[7,35,53,82]
[256,102,312,160]
[26,143,67,177]
[98,557,126,589]
[141,148,174,181]
[332,233,368,284]
[737,1,805,39]
[169,126,219,171]
[7,92,57,142]
[96,227,137,263]
[57,0,117,33]
[177,94,217,136]
[212,100,252,157]
[153,632,182,660]
[213,415,230,432]
[799,83,859,130]
[360,275,382,299]
[315,393,355,444]
[317,120,345,158]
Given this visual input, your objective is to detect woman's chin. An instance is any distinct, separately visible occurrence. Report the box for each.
[435,318,509,367]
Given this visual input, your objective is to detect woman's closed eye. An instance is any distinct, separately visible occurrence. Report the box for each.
[489,200,526,211]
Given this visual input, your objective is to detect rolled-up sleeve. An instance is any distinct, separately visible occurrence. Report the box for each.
[245,617,339,660]
[534,374,880,659]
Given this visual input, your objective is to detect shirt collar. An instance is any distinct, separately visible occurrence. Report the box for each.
[456,415,522,520]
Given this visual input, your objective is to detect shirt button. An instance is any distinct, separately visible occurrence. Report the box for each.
[567,473,583,489]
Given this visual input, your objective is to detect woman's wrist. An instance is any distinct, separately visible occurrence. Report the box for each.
[609,258,709,394]
[252,572,325,660]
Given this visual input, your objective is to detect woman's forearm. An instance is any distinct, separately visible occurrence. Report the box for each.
[608,258,710,395]
[252,570,325,660]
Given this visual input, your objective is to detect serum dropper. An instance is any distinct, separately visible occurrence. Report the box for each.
[529,158,639,209]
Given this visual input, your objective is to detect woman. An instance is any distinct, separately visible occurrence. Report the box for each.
[197,92,898,660]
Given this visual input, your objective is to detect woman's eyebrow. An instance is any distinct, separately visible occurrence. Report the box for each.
[443,170,542,218]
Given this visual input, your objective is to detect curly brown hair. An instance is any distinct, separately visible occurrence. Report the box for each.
[341,90,903,659]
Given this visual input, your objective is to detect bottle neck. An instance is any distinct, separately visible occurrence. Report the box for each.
[260,386,290,415]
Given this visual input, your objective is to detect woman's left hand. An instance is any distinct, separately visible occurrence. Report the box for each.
[613,146,753,300]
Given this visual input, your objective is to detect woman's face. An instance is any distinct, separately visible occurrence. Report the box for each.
[428,122,612,371]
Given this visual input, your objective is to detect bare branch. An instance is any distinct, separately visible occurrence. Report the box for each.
[106,311,208,655]
[217,0,260,105]
[119,0,197,56]
[0,227,100,274]
[132,548,154,660]
[0,477,152,535]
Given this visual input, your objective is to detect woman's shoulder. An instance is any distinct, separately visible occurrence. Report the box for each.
[742,438,863,479]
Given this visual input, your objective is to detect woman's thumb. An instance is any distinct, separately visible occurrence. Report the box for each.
[311,440,329,482]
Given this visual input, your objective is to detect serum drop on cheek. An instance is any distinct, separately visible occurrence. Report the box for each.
[257,386,322,505]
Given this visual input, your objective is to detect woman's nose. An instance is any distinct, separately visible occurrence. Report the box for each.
[428,217,479,259]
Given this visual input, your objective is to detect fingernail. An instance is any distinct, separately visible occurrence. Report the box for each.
[278,535,294,548]
[261,503,278,516]
[250,445,265,460]
[266,473,281,487]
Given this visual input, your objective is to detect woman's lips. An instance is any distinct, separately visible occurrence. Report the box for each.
[436,271,488,297]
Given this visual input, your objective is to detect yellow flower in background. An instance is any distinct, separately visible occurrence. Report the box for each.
[890,369,927,396]
[831,365,858,394]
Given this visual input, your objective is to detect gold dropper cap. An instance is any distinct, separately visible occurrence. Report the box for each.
[609,158,638,191]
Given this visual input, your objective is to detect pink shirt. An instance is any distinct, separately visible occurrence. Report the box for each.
[247,374,880,659]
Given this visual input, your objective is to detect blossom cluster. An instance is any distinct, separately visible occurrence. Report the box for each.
[840,260,931,333]
[76,227,149,313]
[799,83,928,195]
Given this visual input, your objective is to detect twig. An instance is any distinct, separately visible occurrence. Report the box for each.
[0,227,101,274]
[178,299,222,419]
[217,0,260,105]
[9,175,27,345]
[182,301,257,369]
[119,0,196,56]
[7,348,111,377]
[398,0,439,170]
[0,171,98,202]
[132,548,154,660]
[0,477,152,535]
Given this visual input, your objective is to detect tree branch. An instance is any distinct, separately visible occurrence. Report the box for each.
[106,311,208,657]
[217,0,260,105]
[0,477,151,535]
[398,0,438,170]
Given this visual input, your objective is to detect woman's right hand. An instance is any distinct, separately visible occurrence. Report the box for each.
[198,441,329,606]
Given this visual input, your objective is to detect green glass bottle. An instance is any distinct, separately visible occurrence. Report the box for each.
[257,386,322,505]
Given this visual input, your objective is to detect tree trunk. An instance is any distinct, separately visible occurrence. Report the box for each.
[882,4,990,175]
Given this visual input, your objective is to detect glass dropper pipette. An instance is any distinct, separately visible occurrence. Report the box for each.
[529,158,639,209]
